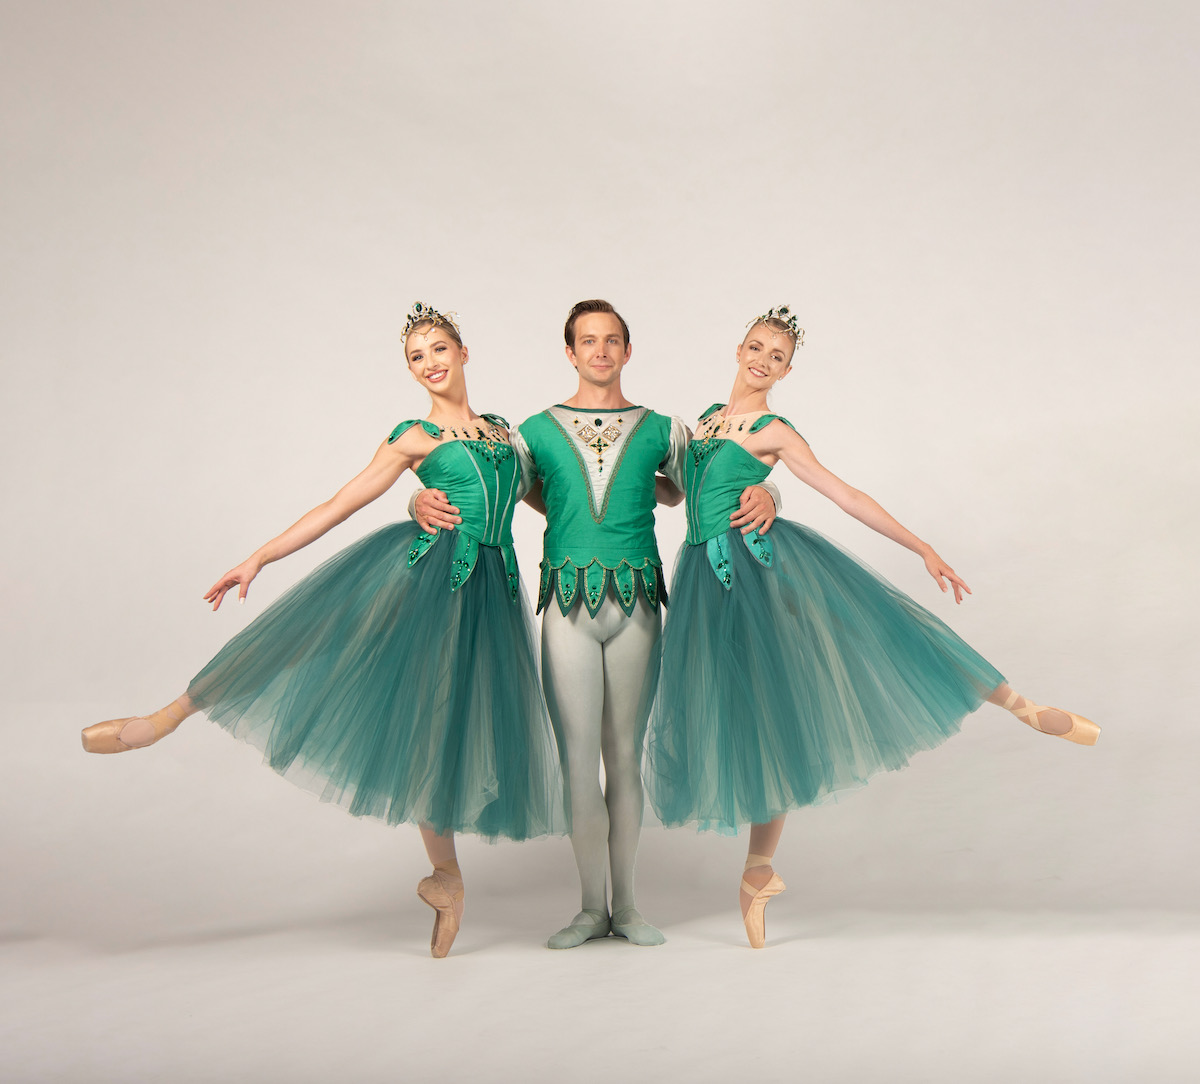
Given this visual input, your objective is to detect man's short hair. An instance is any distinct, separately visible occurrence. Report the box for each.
[564,299,630,350]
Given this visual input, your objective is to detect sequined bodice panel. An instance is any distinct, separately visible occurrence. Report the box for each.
[684,438,772,545]
[415,439,520,548]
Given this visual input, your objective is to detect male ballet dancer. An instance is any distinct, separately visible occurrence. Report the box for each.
[415,300,777,947]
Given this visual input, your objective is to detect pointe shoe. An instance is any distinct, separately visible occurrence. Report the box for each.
[546,909,611,950]
[81,714,178,754]
[740,871,786,949]
[1003,692,1100,746]
[416,870,465,959]
[610,907,666,947]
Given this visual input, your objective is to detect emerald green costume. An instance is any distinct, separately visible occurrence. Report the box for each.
[187,416,565,840]
[516,405,682,617]
[647,406,1006,834]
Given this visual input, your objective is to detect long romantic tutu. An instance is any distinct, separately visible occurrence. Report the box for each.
[187,523,565,841]
[647,519,1005,834]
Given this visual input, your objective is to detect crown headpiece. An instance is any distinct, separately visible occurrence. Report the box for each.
[748,305,804,347]
[402,301,461,343]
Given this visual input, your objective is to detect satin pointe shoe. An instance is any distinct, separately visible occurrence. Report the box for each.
[417,870,465,959]
[1003,691,1100,746]
[547,909,611,950]
[740,872,786,949]
[610,907,666,947]
[81,712,181,754]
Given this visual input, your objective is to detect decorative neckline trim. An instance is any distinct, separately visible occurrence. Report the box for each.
[554,404,642,413]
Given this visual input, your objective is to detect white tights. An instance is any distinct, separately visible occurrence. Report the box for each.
[541,594,661,915]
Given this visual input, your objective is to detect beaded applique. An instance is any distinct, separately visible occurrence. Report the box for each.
[642,564,660,608]
[572,414,626,475]
[544,406,650,524]
[449,534,479,591]
[455,439,514,467]
[613,563,637,610]
[703,527,774,589]
[743,528,774,568]
[583,561,610,615]
[408,532,438,567]
[502,546,520,602]
[556,563,580,612]
[706,535,733,590]
[388,416,514,464]
[537,557,664,616]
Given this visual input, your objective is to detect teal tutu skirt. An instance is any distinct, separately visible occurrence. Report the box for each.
[647,520,1005,834]
[187,524,566,841]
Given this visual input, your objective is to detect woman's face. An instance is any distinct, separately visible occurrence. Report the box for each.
[406,326,468,395]
[735,324,793,390]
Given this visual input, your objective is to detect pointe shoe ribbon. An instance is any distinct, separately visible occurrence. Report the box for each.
[610,907,666,947]
[740,873,786,949]
[1003,692,1100,746]
[547,909,611,950]
[417,870,465,959]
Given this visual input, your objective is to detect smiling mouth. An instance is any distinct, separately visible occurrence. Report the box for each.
[426,370,448,383]
[749,367,767,378]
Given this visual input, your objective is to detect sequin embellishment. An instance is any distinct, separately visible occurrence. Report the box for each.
[706,535,733,590]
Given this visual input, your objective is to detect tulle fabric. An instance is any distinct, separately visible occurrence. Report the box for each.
[188,523,566,841]
[647,520,1005,834]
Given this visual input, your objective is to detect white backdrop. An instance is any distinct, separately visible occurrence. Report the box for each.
[2,2,1197,1081]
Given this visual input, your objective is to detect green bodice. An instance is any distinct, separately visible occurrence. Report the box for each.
[519,406,675,616]
[388,415,521,600]
[685,406,800,590]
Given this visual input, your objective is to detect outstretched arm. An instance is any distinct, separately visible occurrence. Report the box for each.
[766,421,971,604]
[204,436,416,610]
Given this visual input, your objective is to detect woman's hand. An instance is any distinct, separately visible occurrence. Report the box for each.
[204,556,264,611]
[922,549,971,604]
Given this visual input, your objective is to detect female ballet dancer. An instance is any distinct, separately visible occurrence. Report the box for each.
[82,303,565,957]
[646,307,1098,949]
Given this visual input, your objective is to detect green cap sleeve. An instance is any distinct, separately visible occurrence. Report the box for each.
[387,419,442,444]
[748,413,803,441]
[480,412,510,430]
[699,403,726,422]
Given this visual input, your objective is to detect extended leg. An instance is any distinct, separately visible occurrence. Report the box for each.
[600,597,665,945]
[988,683,1099,744]
[81,694,196,754]
[542,604,612,948]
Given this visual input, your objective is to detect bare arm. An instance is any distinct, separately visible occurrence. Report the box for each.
[523,477,548,516]
[764,421,971,604]
[655,474,684,507]
[204,435,417,610]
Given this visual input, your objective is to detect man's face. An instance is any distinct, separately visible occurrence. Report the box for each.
[566,312,631,388]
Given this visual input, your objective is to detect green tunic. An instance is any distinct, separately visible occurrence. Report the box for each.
[517,405,681,617]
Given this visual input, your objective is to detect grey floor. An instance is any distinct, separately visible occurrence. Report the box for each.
[5,908,1197,1083]
[3,702,1195,1083]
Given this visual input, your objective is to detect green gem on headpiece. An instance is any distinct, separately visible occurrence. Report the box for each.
[402,301,461,343]
[749,305,805,347]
